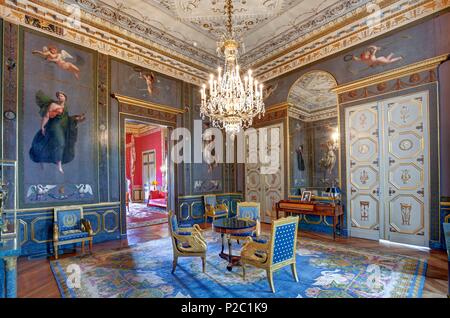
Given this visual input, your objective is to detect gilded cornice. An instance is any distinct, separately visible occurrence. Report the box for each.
[112,93,186,115]
[266,102,292,113]
[30,0,218,68]
[1,0,449,87]
[244,0,385,68]
[332,54,450,95]
[255,0,450,83]
[0,0,210,85]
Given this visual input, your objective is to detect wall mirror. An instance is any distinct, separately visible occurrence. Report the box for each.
[287,71,340,198]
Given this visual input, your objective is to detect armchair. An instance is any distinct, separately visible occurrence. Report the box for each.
[53,206,94,259]
[203,194,228,224]
[240,216,299,293]
[230,202,267,243]
[168,211,207,273]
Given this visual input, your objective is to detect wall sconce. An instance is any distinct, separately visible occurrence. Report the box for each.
[331,129,340,149]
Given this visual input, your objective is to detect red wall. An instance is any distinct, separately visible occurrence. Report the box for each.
[126,130,163,189]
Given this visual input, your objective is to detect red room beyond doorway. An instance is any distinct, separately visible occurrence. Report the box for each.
[125,120,169,229]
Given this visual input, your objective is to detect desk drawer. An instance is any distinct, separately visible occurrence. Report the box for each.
[279,202,314,211]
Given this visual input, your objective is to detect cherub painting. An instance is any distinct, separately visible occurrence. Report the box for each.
[350,45,403,68]
[29,90,86,174]
[142,71,156,96]
[132,66,158,97]
[32,45,81,79]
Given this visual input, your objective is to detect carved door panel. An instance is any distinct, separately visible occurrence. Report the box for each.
[382,92,429,246]
[245,123,284,224]
[245,128,262,210]
[345,103,382,240]
[261,123,284,224]
[345,92,430,247]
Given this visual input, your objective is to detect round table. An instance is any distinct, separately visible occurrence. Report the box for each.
[212,218,256,271]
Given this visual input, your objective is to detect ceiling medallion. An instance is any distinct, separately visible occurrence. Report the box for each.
[200,0,265,136]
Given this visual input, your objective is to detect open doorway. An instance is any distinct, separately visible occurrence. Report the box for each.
[125,119,169,229]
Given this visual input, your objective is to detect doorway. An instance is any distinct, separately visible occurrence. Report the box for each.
[125,119,169,229]
[245,122,285,224]
[344,91,430,247]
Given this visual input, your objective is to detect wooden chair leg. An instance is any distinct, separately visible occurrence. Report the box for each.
[202,256,206,273]
[291,263,299,282]
[89,239,93,252]
[267,269,275,293]
[172,256,178,274]
[54,243,59,260]
[81,240,85,254]
[242,263,246,281]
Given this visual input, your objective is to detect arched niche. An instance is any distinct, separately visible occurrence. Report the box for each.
[287,70,340,197]
[287,70,338,120]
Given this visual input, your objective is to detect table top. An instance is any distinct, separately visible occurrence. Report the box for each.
[443,223,450,260]
[212,218,256,235]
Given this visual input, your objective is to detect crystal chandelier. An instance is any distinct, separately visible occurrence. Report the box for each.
[200,0,265,136]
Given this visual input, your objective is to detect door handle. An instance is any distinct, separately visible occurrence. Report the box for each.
[389,188,396,196]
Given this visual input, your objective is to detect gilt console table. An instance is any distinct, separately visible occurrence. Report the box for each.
[0,235,21,298]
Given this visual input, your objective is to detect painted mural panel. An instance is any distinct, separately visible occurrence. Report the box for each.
[110,59,182,109]
[191,90,223,194]
[19,30,98,208]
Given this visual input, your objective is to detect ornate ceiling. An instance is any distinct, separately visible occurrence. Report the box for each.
[67,0,372,68]
[1,0,449,85]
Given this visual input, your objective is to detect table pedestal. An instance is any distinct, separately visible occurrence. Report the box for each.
[219,234,241,271]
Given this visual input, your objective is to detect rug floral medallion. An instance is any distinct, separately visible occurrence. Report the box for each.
[50,231,427,298]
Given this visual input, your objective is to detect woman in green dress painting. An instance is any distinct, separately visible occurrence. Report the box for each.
[29,90,86,174]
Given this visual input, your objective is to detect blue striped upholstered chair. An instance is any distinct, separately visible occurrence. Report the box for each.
[240,216,299,293]
[53,206,93,259]
[203,194,228,224]
[168,211,207,273]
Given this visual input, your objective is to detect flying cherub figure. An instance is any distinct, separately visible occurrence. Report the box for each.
[352,45,403,67]
[142,72,155,96]
[32,45,81,79]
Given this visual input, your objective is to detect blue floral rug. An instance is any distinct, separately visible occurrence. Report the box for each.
[50,232,427,298]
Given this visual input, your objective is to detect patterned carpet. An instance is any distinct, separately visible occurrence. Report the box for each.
[126,203,167,229]
[50,231,427,298]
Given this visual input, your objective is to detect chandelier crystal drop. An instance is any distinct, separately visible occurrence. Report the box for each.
[200,0,265,136]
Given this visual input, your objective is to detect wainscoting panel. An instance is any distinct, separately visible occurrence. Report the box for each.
[17,203,121,256]
[176,193,243,224]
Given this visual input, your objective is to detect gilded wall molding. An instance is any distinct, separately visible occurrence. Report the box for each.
[112,94,186,115]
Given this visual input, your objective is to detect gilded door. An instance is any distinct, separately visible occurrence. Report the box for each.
[345,103,382,240]
[381,92,429,246]
[345,92,430,247]
[245,123,284,224]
